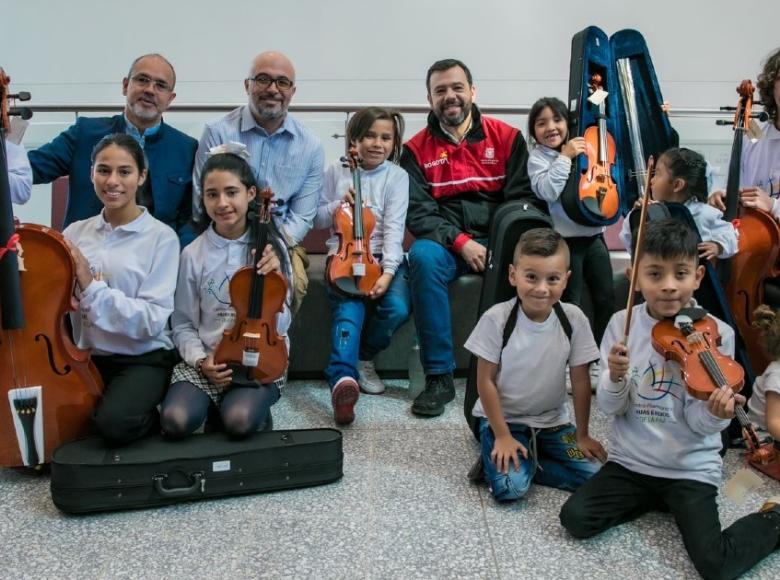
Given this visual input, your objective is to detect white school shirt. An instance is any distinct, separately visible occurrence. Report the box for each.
[527,145,605,238]
[63,208,179,356]
[172,224,293,368]
[313,160,409,275]
[7,140,32,205]
[741,122,780,197]
[464,298,598,428]
[747,360,780,432]
[598,303,733,486]
[618,199,738,258]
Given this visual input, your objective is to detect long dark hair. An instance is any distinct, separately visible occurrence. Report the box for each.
[195,152,289,271]
[659,147,708,203]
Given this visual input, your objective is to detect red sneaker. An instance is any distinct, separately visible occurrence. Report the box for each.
[331,377,359,425]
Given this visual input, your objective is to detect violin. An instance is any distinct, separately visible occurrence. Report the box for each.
[213,188,288,384]
[722,80,780,376]
[326,146,381,297]
[652,308,780,478]
[579,73,620,220]
[0,68,104,467]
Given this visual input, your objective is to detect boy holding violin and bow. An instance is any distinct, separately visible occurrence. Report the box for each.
[560,219,780,580]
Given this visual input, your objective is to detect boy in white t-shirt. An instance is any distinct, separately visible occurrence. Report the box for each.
[464,228,606,502]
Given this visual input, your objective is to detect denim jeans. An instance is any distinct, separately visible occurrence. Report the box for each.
[408,239,475,375]
[324,260,411,388]
[479,418,600,502]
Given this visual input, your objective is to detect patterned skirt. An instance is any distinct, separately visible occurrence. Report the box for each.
[171,361,287,407]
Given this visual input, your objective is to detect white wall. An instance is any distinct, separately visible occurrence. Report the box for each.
[3,0,779,224]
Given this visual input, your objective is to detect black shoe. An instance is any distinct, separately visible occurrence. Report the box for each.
[411,373,455,417]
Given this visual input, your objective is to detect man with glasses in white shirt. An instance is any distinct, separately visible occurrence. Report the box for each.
[193,51,325,313]
[28,53,198,244]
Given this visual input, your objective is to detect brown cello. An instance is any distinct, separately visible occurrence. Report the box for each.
[326,146,381,297]
[579,73,620,220]
[722,80,780,376]
[0,68,104,467]
[213,188,288,384]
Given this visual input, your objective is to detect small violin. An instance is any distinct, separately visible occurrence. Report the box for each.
[326,146,381,297]
[579,73,620,220]
[213,188,288,384]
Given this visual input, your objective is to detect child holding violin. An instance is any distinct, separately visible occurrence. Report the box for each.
[64,133,180,445]
[560,219,780,579]
[527,97,614,343]
[621,147,737,260]
[749,305,780,442]
[465,228,605,502]
[160,150,291,439]
[314,107,410,425]
[710,46,780,214]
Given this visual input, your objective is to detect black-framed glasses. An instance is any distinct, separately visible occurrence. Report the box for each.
[247,74,294,91]
[130,74,173,93]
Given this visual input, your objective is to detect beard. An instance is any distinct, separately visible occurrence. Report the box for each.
[249,96,288,122]
[127,100,161,123]
[436,97,472,127]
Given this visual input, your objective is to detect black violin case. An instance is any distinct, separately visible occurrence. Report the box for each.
[562,27,678,226]
[50,428,343,514]
[463,201,553,439]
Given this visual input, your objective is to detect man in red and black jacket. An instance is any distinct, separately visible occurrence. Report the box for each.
[401,58,545,417]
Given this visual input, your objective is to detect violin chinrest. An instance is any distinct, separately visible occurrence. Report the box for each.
[333,276,363,298]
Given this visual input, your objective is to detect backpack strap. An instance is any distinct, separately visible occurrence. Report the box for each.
[501,299,572,351]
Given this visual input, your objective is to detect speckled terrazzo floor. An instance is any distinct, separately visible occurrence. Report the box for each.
[1,379,779,579]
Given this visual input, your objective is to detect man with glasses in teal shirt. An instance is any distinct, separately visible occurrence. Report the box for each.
[28,53,198,245]
[193,51,325,313]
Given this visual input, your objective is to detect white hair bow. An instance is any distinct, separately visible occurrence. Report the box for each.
[207,141,251,161]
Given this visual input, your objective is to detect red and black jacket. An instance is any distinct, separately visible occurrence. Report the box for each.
[401,105,543,251]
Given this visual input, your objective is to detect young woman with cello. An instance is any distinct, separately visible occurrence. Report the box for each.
[63,133,179,445]
[314,107,410,424]
[159,150,291,439]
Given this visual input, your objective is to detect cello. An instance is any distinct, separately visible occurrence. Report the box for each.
[579,73,620,220]
[326,146,381,297]
[722,80,780,376]
[213,188,288,384]
[0,68,104,467]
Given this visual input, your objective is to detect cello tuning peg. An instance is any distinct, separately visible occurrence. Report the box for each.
[11,107,32,121]
[10,91,31,101]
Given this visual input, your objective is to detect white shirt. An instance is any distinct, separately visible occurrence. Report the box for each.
[598,303,733,486]
[314,160,409,275]
[464,298,598,428]
[172,224,292,368]
[747,360,780,431]
[619,199,737,259]
[63,208,179,356]
[741,122,780,197]
[527,145,605,238]
[7,140,32,205]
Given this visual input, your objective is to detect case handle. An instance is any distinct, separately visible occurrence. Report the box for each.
[152,472,205,497]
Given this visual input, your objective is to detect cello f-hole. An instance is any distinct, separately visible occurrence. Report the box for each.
[35,333,71,376]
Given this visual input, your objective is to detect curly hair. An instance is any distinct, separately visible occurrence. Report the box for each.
[757,47,780,123]
[752,304,780,358]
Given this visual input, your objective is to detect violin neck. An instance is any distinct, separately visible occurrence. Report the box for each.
[248,221,269,319]
[351,166,364,241]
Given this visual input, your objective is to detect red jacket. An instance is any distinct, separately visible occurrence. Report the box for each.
[401,106,542,250]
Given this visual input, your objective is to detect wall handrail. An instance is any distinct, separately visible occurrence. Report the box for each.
[24,103,738,119]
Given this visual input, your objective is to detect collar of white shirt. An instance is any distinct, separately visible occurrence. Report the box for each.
[205,222,252,248]
[239,106,297,138]
[96,206,150,233]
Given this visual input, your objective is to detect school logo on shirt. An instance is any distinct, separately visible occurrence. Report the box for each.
[481,146,498,166]
[423,151,449,169]
[628,361,684,424]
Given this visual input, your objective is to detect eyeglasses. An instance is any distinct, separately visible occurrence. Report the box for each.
[247,74,294,91]
[130,74,173,93]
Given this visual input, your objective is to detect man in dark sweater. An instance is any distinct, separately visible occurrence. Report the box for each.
[401,58,543,416]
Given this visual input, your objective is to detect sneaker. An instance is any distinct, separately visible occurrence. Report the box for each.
[759,496,780,514]
[411,373,455,417]
[357,360,386,395]
[331,377,360,425]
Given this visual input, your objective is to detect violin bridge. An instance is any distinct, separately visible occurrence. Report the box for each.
[241,332,261,367]
[7,386,43,467]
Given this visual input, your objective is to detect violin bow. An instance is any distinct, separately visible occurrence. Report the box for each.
[622,155,655,343]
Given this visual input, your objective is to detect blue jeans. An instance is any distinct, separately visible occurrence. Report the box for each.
[479,418,600,502]
[324,260,411,387]
[408,239,474,375]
